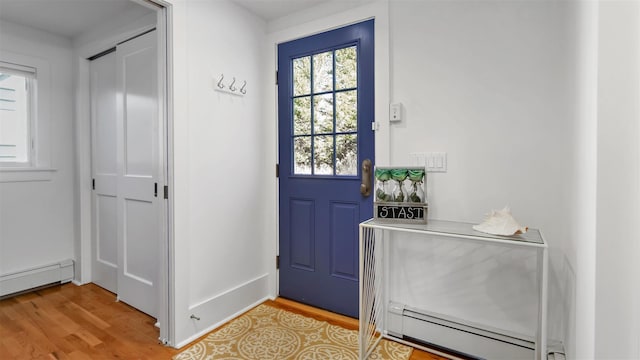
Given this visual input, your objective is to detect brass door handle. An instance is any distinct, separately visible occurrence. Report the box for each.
[360,159,372,197]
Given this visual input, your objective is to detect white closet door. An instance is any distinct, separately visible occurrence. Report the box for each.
[116,30,160,318]
[91,52,118,294]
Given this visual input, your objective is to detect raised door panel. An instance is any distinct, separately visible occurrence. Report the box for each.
[290,199,315,271]
[330,202,359,281]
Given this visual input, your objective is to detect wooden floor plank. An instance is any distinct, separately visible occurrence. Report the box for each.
[1,336,24,359]
[64,301,112,330]
[0,283,450,359]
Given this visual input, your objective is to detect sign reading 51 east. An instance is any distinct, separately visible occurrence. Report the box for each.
[375,203,427,223]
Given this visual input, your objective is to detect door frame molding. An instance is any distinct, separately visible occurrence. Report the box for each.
[74,0,174,345]
[266,1,391,299]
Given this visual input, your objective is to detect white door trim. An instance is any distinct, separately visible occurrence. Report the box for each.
[74,0,174,346]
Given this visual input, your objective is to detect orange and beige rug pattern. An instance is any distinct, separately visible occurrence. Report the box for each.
[174,304,413,360]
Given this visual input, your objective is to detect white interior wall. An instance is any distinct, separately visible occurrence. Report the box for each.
[389,1,576,230]
[390,0,579,353]
[167,0,270,347]
[0,20,76,276]
[595,2,640,358]
[385,2,640,358]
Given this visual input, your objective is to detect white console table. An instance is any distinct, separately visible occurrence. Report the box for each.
[358,219,548,360]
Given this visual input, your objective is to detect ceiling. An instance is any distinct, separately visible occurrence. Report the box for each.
[0,0,336,40]
[0,0,153,39]
[231,0,332,21]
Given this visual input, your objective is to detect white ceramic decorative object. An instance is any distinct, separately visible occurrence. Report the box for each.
[473,207,528,236]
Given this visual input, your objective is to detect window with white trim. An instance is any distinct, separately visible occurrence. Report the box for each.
[0,62,35,166]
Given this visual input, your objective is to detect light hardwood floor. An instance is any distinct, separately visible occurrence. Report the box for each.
[0,283,448,359]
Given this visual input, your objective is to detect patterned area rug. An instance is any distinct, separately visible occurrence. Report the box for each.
[174,303,413,360]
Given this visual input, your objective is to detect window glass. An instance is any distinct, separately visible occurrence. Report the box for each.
[313,135,334,175]
[335,46,357,90]
[336,91,357,133]
[293,136,311,175]
[0,67,32,164]
[313,93,333,135]
[312,51,333,93]
[293,96,311,135]
[336,134,357,175]
[293,56,310,96]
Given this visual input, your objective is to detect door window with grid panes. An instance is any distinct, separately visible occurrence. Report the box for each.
[291,46,358,176]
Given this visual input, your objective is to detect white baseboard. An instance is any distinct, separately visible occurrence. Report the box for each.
[174,273,270,349]
[0,259,74,297]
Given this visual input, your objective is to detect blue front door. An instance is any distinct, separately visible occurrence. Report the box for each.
[278,20,375,318]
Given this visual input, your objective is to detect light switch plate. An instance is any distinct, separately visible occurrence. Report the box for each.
[390,103,402,122]
[425,152,447,172]
[409,152,425,166]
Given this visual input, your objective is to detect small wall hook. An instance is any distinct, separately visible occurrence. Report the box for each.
[229,77,237,92]
[240,80,247,94]
[217,74,225,89]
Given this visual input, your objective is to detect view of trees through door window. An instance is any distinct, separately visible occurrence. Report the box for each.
[292,45,358,176]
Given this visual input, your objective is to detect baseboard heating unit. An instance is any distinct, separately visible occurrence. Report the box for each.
[0,259,74,298]
[386,302,537,360]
